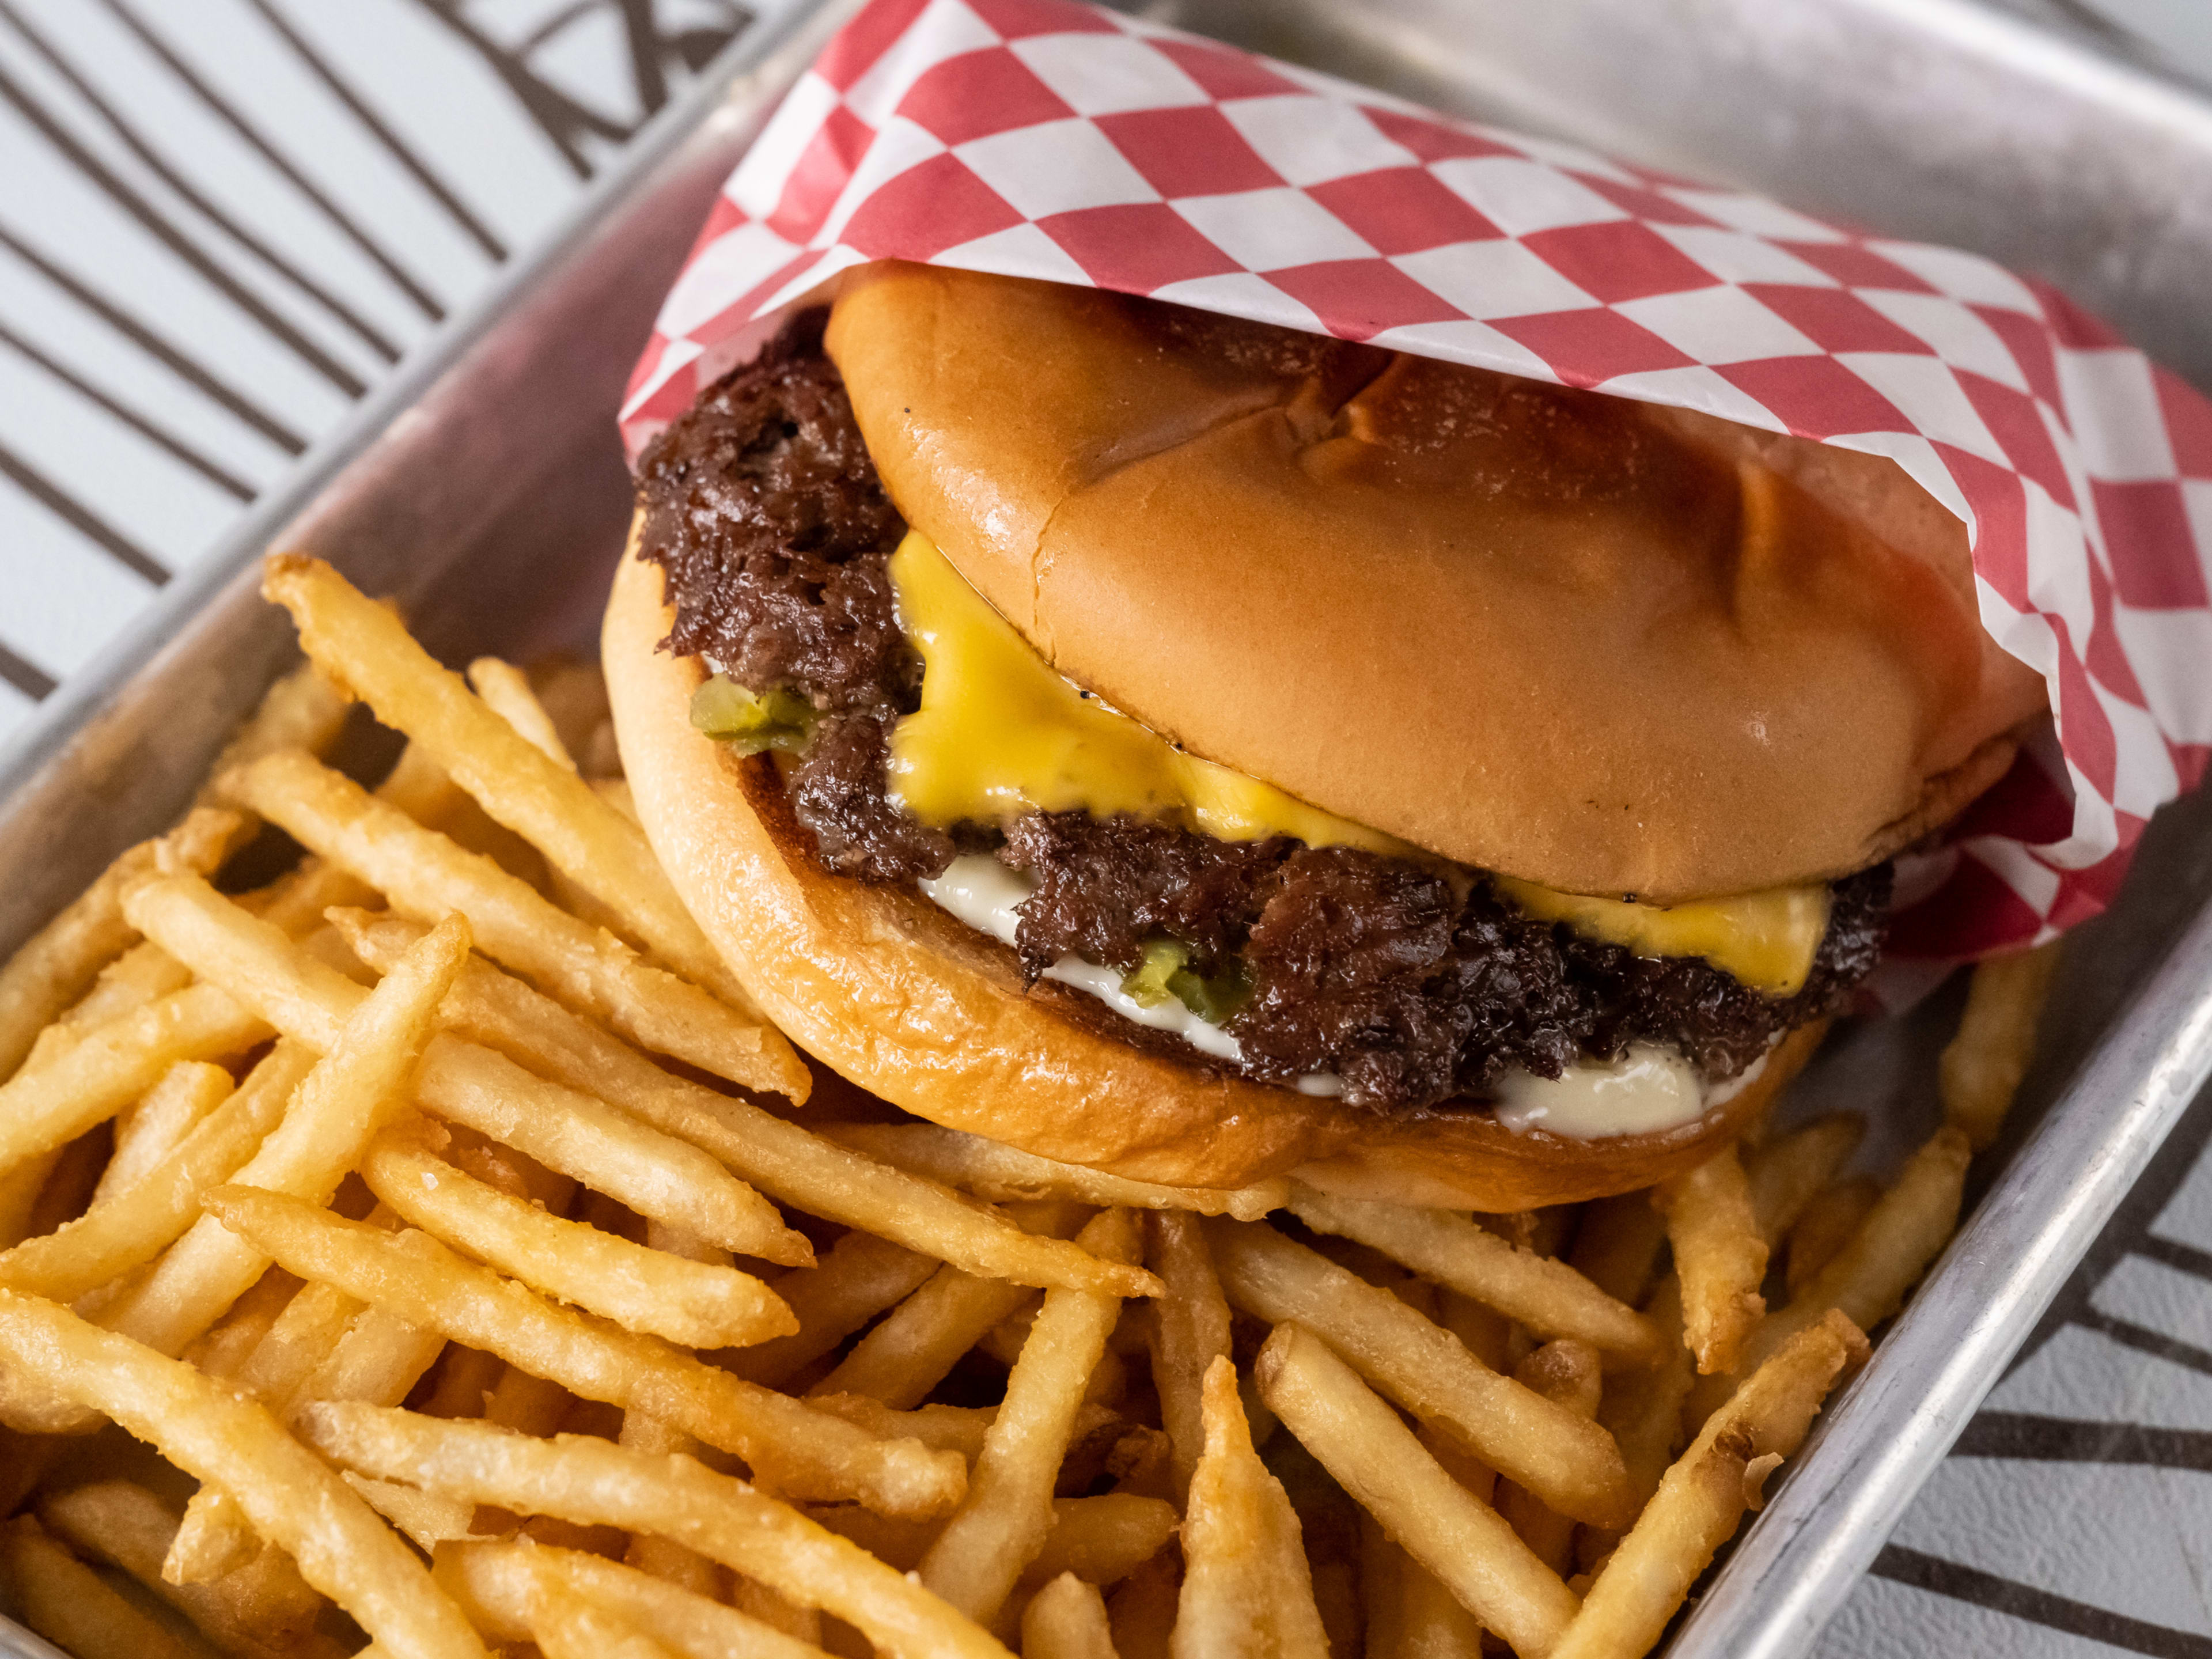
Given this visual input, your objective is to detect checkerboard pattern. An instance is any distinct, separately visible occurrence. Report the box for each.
[619,0,2212,966]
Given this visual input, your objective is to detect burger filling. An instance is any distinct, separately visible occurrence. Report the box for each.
[636,311,1888,1125]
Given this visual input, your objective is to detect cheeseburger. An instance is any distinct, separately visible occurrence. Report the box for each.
[603,262,2047,1209]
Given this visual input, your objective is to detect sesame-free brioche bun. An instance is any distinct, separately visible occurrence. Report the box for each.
[605,543,1819,1207]
[825,262,2048,903]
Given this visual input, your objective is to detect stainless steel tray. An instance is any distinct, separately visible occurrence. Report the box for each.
[6,2,2212,1656]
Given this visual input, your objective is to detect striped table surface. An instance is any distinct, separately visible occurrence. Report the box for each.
[3,1,2211,1654]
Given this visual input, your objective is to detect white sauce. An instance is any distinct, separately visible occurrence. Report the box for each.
[921,854,1741,1137]
[921,857,1343,1096]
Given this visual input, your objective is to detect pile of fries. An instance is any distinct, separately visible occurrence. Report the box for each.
[0,555,2059,1659]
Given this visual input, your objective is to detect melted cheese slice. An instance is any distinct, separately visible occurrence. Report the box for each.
[885,530,1827,994]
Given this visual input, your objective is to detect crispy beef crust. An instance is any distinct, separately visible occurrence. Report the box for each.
[635,314,1888,1114]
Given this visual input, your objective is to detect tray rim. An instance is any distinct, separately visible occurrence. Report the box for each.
[7,3,2212,1656]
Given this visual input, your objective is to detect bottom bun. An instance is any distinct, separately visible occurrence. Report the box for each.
[605,540,1823,1208]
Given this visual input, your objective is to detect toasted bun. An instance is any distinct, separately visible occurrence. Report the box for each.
[607,544,1818,1206]
[825,263,2047,902]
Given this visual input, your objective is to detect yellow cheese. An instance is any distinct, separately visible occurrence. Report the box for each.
[1491,877,1829,996]
[885,531,1409,856]
[884,529,1827,995]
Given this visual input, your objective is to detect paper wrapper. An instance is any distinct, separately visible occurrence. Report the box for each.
[620,0,2212,975]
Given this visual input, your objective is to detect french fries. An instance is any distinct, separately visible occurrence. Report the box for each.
[125,876,806,1266]
[1255,1325,1582,1657]
[0,1515,205,1659]
[1551,1313,1866,1659]
[1653,1145,1767,1376]
[203,1183,964,1517]
[434,1537,830,1659]
[96,915,472,1359]
[1942,942,2062,1150]
[919,1210,1142,1623]
[1144,1211,1232,1503]
[1287,1182,1660,1363]
[1207,1219,1635,1528]
[0,1041,314,1301]
[361,1127,797,1349]
[1172,1355,1328,1659]
[0,559,2047,1659]
[260,558,785,1043]
[0,808,249,1082]
[825,1124,1285,1221]
[725,1232,936,1388]
[1025,1573,1121,1659]
[0,1292,486,1659]
[332,910,1156,1299]
[300,1403,1013,1659]
[224,749,780,1092]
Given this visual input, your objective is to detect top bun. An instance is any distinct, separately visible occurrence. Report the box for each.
[825,263,2047,902]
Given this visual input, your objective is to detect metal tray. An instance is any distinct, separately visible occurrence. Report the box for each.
[6,2,2212,1654]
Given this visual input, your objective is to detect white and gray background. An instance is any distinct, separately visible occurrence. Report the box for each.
[1,0,2209,1652]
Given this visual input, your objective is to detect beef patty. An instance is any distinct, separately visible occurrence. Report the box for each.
[635,310,1888,1115]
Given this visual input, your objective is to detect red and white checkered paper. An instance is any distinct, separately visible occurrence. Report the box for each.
[621,0,2212,972]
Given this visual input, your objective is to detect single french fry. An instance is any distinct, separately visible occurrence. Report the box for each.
[224,749,783,1094]
[1786,1177,1883,1296]
[94,916,471,1358]
[0,808,249,1084]
[919,1210,1141,1623]
[1564,1193,1668,1309]
[1287,1182,1661,1363]
[336,910,1154,1298]
[344,1474,476,1553]
[1727,1127,1972,1390]
[0,1293,487,1659]
[0,1516,205,1659]
[1172,1355,1328,1659]
[1942,942,2061,1150]
[1025,1495,1180,1591]
[1551,1313,1866,1659]
[302,1403,1012,1659]
[1495,1340,1603,1579]
[1207,1219,1634,1528]
[126,877,805,1264]
[808,1396,996,1461]
[260,558,787,1039]
[1398,1548,1486,1659]
[1744,1115,1865,1247]
[1256,1325,1581,1656]
[825,1124,1283,1221]
[806,1491,1175,1588]
[361,1130,795,1349]
[1599,1277,1695,1516]
[1025,1573,1120,1659]
[55,940,194,1038]
[812,1266,1037,1409]
[1654,1144,1767,1376]
[1145,1210,1232,1509]
[0,1041,313,1301]
[204,1184,961,1517]
[96,1060,236,1206]
[433,1537,831,1659]
[725,1231,937,1388]
[531,1583,686,1659]
[0,981,270,1180]
[469,658,577,770]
